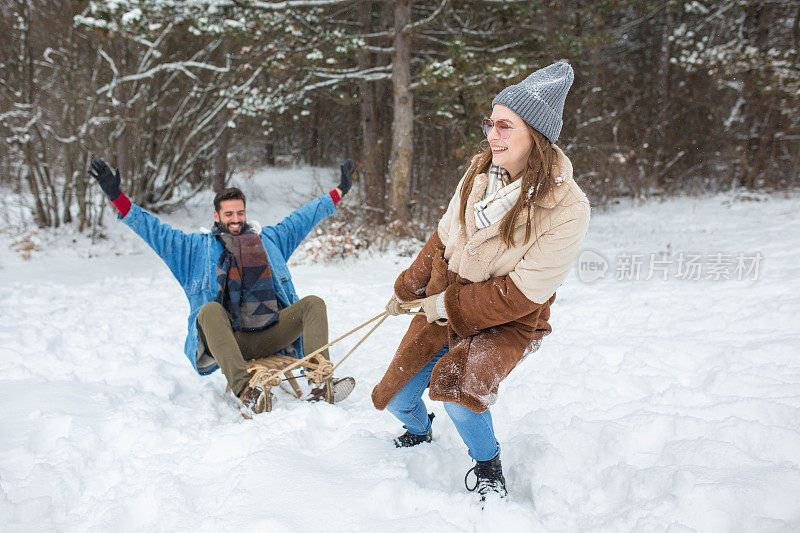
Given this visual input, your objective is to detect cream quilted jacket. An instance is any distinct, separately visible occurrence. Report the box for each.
[437,146,590,304]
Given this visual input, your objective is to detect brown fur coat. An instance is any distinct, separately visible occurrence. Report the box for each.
[372,147,590,413]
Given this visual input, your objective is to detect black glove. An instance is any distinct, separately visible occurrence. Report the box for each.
[88,158,122,200]
[338,158,354,197]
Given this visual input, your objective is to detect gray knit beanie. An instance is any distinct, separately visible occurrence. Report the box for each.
[491,62,574,144]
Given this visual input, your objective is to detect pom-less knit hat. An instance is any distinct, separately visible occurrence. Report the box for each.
[491,61,574,144]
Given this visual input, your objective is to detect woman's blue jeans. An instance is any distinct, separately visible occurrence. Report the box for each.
[386,345,500,461]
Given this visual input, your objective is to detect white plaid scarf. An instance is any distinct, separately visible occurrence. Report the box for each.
[473,165,521,229]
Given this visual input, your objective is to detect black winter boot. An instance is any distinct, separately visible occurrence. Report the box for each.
[465,454,508,502]
[394,413,434,448]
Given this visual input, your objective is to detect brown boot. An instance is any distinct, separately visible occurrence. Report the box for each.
[238,383,273,414]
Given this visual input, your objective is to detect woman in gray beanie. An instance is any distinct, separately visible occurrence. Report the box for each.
[374,62,591,503]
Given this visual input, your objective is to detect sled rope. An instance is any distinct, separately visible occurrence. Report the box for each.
[245,298,446,393]
[246,310,389,391]
[331,312,389,372]
[328,298,448,373]
[401,298,450,327]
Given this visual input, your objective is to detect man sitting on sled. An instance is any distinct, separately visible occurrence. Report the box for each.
[88,158,356,414]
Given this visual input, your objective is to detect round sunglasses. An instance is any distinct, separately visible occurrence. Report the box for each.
[481,118,514,139]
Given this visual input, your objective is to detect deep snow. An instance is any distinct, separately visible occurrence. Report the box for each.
[1,167,799,532]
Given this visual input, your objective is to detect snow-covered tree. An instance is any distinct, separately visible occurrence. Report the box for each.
[670,0,799,188]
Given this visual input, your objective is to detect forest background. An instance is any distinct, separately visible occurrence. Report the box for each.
[1,0,798,243]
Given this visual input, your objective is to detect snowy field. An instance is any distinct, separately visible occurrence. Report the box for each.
[2,167,800,532]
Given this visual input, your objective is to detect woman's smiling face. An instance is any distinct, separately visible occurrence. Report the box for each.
[485,104,533,179]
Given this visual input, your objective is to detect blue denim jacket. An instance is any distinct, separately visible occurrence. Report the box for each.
[120,194,336,375]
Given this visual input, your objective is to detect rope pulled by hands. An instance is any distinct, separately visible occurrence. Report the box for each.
[399,298,449,326]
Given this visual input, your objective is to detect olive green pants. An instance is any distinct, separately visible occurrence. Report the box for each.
[197,295,329,396]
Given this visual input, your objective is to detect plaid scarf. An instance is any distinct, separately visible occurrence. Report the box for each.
[473,165,521,229]
[213,224,279,332]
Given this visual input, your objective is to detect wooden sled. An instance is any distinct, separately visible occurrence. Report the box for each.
[238,309,396,417]
[246,352,335,404]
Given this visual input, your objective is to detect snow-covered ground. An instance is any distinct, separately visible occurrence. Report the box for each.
[1,167,799,532]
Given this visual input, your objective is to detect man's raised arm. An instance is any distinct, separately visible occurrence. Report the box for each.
[88,158,200,287]
[265,158,354,258]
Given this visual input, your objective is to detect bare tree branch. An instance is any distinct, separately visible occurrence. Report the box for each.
[403,0,450,34]
[96,61,230,96]
[227,0,357,10]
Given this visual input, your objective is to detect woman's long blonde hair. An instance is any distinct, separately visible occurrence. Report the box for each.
[459,125,557,247]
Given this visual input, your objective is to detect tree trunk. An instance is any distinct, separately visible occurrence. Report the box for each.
[214,37,231,194]
[214,117,231,194]
[358,2,386,222]
[389,0,414,219]
[741,1,770,188]
[25,160,49,228]
[309,100,322,166]
[265,140,275,166]
[112,40,133,198]
[76,151,90,230]
[656,4,675,189]
[62,145,75,225]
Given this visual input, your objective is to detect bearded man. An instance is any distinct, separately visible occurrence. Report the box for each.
[88,158,356,414]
